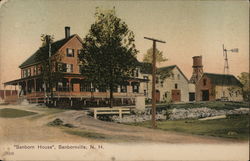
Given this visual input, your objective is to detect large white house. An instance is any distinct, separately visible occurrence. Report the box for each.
[138,63,189,103]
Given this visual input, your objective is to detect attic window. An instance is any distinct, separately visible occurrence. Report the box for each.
[203,79,207,86]
[66,48,74,57]
[177,74,180,80]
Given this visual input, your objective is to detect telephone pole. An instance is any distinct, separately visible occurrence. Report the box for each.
[144,37,166,128]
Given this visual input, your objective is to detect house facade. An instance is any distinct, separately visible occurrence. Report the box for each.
[190,56,243,102]
[139,63,189,103]
[196,73,243,101]
[4,27,145,107]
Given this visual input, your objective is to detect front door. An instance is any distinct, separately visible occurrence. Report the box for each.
[202,90,209,101]
[172,90,181,102]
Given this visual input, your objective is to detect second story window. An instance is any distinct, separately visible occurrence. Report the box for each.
[33,66,37,76]
[66,64,73,73]
[175,83,178,89]
[57,63,66,72]
[66,48,74,57]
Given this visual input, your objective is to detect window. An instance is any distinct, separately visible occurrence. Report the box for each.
[156,77,159,84]
[66,48,74,57]
[33,66,37,75]
[144,90,147,96]
[120,85,127,93]
[143,76,149,80]
[79,65,83,73]
[203,79,207,86]
[132,82,140,93]
[66,64,73,73]
[133,69,139,77]
[77,49,81,55]
[175,83,178,89]
[177,74,180,80]
[57,63,67,72]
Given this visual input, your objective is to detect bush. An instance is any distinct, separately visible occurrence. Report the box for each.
[48,118,64,126]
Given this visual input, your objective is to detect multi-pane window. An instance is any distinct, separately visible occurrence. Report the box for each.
[132,82,140,93]
[66,48,74,57]
[66,64,73,73]
[120,85,127,93]
[77,49,81,55]
[22,68,31,78]
[57,63,67,72]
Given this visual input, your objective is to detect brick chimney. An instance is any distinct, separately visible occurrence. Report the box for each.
[190,56,203,83]
[65,26,70,39]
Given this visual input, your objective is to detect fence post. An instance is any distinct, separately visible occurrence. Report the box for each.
[94,109,97,119]
[119,109,122,119]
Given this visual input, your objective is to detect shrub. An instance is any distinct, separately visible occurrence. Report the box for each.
[48,118,64,126]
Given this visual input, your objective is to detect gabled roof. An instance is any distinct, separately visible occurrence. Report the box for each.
[19,34,77,68]
[203,73,243,87]
[139,63,189,81]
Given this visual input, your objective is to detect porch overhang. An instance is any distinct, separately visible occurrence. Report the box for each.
[4,75,43,86]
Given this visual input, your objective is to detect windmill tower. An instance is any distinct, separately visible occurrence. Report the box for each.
[222,44,239,99]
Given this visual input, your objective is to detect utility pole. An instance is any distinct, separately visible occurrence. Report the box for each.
[144,37,166,128]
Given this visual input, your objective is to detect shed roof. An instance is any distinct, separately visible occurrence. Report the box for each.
[203,73,243,87]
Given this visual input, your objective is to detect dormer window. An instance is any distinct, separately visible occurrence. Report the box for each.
[66,48,74,57]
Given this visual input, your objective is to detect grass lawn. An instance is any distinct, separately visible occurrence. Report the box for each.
[0,108,37,118]
[127,114,249,140]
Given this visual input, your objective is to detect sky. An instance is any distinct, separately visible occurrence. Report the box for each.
[0,0,249,89]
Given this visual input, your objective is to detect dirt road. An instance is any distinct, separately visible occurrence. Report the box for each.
[0,104,242,144]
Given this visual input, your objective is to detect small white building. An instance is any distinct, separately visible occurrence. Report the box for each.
[139,63,189,103]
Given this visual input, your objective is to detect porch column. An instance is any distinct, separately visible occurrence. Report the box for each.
[68,78,72,91]
[34,79,37,92]
[25,80,28,95]
[3,85,6,100]
[10,86,13,95]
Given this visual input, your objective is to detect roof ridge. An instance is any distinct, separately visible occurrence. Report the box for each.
[19,34,77,68]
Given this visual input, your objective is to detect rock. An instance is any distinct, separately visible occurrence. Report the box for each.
[20,99,29,106]
[227,131,238,136]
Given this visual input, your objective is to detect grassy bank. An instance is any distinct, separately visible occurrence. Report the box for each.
[0,108,37,118]
[127,114,249,140]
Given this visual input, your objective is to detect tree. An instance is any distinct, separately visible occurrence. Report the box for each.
[238,72,250,101]
[143,47,167,63]
[143,47,171,83]
[78,8,138,108]
[36,35,65,106]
